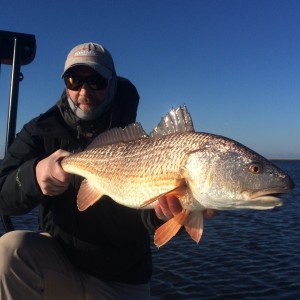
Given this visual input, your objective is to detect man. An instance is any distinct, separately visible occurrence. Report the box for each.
[0,42,214,299]
[0,42,185,300]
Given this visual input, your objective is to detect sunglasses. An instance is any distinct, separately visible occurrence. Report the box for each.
[63,74,109,91]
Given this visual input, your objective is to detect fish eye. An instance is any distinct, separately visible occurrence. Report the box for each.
[249,162,263,174]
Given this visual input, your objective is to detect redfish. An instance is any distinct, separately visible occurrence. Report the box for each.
[61,106,294,247]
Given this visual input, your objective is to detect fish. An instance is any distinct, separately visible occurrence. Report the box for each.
[61,106,294,247]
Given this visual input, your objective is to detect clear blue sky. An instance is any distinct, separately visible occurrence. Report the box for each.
[0,0,299,159]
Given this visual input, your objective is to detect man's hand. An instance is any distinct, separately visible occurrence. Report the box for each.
[154,195,216,221]
[36,149,71,196]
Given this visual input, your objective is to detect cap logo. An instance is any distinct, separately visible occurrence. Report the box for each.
[74,48,98,57]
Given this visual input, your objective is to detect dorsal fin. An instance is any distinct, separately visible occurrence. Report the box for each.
[150,105,194,138]
[86,122,148,149]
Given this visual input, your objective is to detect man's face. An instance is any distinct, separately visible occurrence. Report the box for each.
[65,66,108,113]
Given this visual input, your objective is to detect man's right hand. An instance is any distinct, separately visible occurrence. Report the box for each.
[154,195,217,221]
[36,149,71,196]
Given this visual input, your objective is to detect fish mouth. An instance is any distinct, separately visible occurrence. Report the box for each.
[248,188,291,199]
[241,188,292,209]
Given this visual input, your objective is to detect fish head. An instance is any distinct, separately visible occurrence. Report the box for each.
[183,134,294,210]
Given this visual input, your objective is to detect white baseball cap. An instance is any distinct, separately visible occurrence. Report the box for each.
[62,42,115,79]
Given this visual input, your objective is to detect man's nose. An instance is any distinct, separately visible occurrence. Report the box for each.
[79,82,91,95]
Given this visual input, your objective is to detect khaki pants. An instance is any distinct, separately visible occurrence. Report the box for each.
[0,231,150,300]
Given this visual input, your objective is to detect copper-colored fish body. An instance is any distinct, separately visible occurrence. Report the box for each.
[62,131,209,210]
[61,106,294,247]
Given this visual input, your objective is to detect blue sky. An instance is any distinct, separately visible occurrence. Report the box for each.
[0,0,299,159]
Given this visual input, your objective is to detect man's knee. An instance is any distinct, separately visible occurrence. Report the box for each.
[0,231,50,299]
[0,230,41,255]
[0,231,35,273]
[0,230,32,249]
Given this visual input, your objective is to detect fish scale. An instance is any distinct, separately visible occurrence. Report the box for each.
[62,132,207,207]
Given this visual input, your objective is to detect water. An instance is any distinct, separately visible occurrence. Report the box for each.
[1,160,299,299]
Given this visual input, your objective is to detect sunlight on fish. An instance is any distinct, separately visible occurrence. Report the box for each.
[61,106,294,247]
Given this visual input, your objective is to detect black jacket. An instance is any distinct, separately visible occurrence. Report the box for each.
[0,77,159,284]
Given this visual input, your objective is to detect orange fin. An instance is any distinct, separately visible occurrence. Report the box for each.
[140,181,187,208]
[184,211,204,244]
[154,209,190,248]
[77,179,104,211]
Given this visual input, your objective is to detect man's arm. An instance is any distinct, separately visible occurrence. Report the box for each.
[0,121,50,215]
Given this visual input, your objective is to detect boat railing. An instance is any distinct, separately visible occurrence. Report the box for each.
[0,29,36,234]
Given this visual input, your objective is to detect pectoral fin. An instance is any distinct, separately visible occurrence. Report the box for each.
[154,209,190,248]
[140,181,187,208]
[77,179,104,211]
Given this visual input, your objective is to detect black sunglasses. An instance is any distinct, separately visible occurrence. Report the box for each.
[63,74,109,91]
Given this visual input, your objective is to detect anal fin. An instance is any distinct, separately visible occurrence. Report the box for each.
[77,179,104,211]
